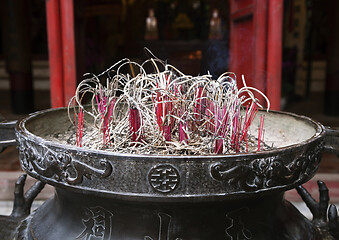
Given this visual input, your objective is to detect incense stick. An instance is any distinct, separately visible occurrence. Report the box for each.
[68,56,271,155]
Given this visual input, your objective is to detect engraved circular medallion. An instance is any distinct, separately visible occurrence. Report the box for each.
[148,164,180,193]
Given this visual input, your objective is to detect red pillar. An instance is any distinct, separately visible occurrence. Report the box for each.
[46,0,64,108]
[253,0,268,104]
[60,0,77,105]
[229,0,283,110]
[266,0,283,110]
[46,0,77,108]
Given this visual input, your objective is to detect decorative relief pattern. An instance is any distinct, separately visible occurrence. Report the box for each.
[17,135,113,185]
[77,206,113,240]
[225,208,252,240]
[148,164,180,193]
[211,141,324,191]
[144,213,182,240]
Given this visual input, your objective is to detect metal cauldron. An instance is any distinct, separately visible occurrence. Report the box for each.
[1,107,339,239]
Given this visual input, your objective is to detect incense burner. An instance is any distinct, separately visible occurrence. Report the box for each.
[1,107,339,239]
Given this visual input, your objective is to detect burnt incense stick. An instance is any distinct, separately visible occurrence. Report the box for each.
[67,56,270,155]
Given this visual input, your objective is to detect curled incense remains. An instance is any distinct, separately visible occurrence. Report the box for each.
[69,57,270,155]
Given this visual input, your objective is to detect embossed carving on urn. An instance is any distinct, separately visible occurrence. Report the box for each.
[148,164,180,193]
[17,134,113,185]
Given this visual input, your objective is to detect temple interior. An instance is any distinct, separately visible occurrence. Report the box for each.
[0,0,338,221]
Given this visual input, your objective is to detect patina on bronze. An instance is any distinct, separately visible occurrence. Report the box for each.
[0,107,339,239]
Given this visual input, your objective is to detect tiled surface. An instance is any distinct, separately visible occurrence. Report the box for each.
[283,93,339,128]
[291,202,339,220]
[0,90,50,121]
[285,173,339,203]
[0,200,44,216]
[0,171,54,201]
[0,147,21,171]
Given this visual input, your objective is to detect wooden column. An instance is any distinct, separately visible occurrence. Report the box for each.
[229,0,283,110]
[60,0,77,105]
[46,0,77,108]
[325,1,339,115]
[46,0,64,108]
[1,0,34,113]
[266,0,283,110]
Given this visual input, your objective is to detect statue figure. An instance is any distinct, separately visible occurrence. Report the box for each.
[145,8,158,40]
[209,9,223,40]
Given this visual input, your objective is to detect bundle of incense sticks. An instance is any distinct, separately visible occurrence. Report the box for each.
[69,58,270,155]
[74,108,84,147]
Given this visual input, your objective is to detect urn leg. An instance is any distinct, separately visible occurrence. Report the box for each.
[11,174,45,218]
[297,180,339,239]
[0,174,44,240]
